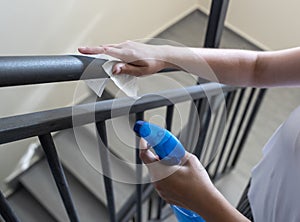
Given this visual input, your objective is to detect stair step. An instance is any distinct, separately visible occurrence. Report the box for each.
[53,127,137,212]
[8,186,57,222]
[19,159,110,222]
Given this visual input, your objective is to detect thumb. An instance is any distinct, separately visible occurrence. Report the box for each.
[139,138,182,182]
[139,139,159,164]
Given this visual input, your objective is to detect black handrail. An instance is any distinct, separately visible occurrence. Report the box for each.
[0,55,178,88]
[0,83,235,145]
[0,55,108,87]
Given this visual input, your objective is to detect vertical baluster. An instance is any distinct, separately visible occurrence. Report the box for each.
[96,121,117,222]
[0,190,20,222]
[205,91,235,175]
[186,99,202,155]
[184,99,201,153]
[225,91,238,118]
[147,196,152,220]
[231,88,266,168]
[39,133,79,222]
[201,98,221,164]
[212,88,245,179]
[166,105,174,131]
[135,112,144,222]
[194,98,211,159]
[155,105,174,220]
[221,88,254,173]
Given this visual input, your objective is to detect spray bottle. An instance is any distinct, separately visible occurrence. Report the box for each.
[134,120,205,222]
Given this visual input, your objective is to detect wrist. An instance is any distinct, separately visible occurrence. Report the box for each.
[190,186,250,222]
[158,45,183,70]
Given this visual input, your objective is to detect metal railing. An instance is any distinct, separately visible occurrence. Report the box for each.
[0,54,265,222]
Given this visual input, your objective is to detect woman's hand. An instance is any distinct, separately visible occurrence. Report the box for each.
[139,139,250,222]
[139,138,214,210]
[78,41,175,76]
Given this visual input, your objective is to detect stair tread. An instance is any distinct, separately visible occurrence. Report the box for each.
[8,186,57,222]
[19,159,110,222]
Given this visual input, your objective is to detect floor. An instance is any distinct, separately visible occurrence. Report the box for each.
[155,9,300,207]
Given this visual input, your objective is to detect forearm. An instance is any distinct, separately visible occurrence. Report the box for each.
[163,46,300,88]
[162,45,259,87]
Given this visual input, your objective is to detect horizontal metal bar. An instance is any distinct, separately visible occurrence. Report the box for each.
[0,55,109,87]
[0,83,236,145]
[0,55,179,87]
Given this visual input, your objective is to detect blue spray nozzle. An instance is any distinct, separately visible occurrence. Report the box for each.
[133,121,185,165]
[133,120,150,137]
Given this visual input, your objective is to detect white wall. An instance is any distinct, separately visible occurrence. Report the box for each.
[1,0,198,56]
[198,0,300,50]
[0,0,198,190]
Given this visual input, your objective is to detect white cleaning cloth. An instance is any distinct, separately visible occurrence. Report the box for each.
[102,60,138,97]
[84,54,139,98]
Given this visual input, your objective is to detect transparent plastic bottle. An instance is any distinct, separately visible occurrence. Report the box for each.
[134,121,205,222]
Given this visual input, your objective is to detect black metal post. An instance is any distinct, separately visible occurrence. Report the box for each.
[204,0,230,48]
[96,121,117,222]
[39,133,79,222]
[0,191,20,222]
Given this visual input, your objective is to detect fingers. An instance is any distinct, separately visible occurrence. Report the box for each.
[78,46,105,55]
[78,46,130,62]
[78,46,121,56]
